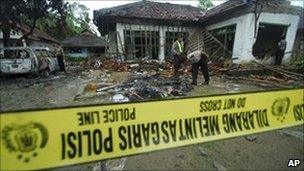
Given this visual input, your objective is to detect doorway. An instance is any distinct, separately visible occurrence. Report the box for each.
[253,23,288,60]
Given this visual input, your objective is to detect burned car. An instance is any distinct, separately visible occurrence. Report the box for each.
[0,47,63,76]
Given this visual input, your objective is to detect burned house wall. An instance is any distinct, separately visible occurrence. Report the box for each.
[116,23,197,61]
[0,29,60,50]
[107,31,118,56]
[0,29,23,48]
[206,12,300,63]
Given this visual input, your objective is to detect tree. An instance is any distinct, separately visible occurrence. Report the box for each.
[1,0,91,45]
[198,0,214,11]
[64,2,91,37]
[35,2,91,40]
[0,0,67,47]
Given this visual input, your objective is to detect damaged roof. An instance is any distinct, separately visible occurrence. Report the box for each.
[0,21,59,44]
[94,0,303,35]
[18,22,59,44]
[61,29,108,47]
[95,0,302,23]
[94,0,204,22]
[200,0,303,22]
[200,0,247,20]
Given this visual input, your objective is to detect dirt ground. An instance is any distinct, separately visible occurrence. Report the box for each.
[0,69,303,170]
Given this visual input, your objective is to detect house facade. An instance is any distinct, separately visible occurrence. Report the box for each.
[61,29,109,58]
[200,0,301,63]
[94,0,203,61]
[93,0,302,63]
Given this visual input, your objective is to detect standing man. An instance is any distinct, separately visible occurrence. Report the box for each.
[56,48,66,72]
[171,34,186,77]
[187,49,210,85]
[275,35,287,65]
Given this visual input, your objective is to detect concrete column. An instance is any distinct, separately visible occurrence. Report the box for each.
[283,17,300,62]
[236,13,255,63]
[116,23,125,54]
[108,31,117,55]
[159,26,165,61]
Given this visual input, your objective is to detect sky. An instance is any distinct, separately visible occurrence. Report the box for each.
[68,0,304,22]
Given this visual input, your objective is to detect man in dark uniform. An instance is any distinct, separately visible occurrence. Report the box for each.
[56,49,66,71]
[275,35,287,65]
[187,50,210,85]
[171,34,186,77]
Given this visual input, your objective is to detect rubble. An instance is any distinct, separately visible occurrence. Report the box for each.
[71,58,194,102]
[112,94,129,102]
[220,61,304,87]
[75,69,192,102]
[245,135,257,142]
[70,56,303,103]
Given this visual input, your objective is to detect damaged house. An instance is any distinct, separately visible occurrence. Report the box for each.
[0,21,60,50]
[94,0,203,61]
[94,0,302,64]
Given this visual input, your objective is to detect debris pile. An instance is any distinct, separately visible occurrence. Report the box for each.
[80,59,174,73]
[75,72,193,102]
[225,61,304,87]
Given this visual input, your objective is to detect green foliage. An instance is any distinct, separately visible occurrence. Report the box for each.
[65,2,90,35]
[198,0,214,11]
[35,2,91,40]
[1,0,91,44]
[290,52,304,69]
[1,0,67,47]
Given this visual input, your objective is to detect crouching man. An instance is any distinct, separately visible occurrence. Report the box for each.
[187,50,210,85]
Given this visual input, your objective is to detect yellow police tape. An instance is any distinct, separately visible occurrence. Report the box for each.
[0,88,303,170]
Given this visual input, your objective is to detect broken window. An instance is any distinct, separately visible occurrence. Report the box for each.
[209,25,236,58]
[0,49,29,59]
[253,23,288,60]
[124,30,159,60]
[165,31,188,59]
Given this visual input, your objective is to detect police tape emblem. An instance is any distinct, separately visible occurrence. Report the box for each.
[1,122,48,163]
[271,97,290,122]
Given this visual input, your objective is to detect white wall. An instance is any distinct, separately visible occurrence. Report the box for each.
[0,29,23,39]
[206,13,300,63]
[116,23,196,61]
